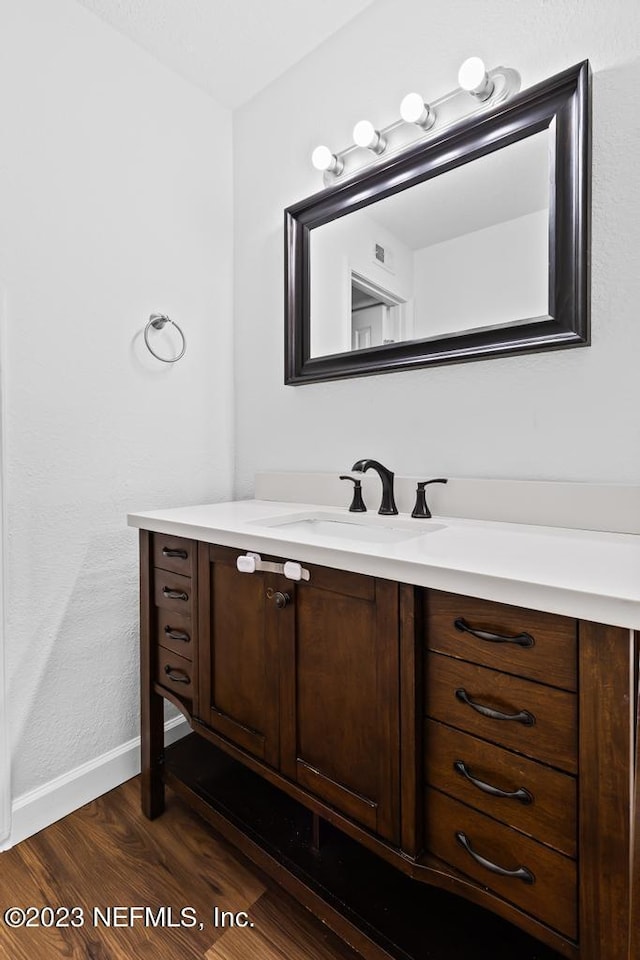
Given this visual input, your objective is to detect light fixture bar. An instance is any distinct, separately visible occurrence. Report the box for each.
[312,63,520,187]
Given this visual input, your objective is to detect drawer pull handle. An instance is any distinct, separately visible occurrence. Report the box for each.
[454,617,534,648]
[164,665,190,684]
[455,688,535,726]
[162,547,188,560]
[455,831,535,884]
[162,587,188,601]
[164,626,190,643]
[454,761,533,804]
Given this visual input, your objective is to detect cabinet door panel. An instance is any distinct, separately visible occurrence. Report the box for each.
[198,545,280,766]
[281,575,400,843]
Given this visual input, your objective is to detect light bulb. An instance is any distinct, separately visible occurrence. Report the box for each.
[458,57,494,100]
[311,145,343,174]
[399,92,435,129]
[353,120,386,154]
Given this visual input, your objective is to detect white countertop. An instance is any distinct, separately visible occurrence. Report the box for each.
[127,499,640,630]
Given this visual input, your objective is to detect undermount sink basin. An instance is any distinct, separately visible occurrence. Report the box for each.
[252,512,445,544]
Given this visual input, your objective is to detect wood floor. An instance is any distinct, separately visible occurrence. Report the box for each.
[0,778,360,960]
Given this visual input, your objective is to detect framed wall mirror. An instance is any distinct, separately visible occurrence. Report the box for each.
[285,61,590,385]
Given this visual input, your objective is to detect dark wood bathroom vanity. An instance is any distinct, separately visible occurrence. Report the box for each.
[138,528,639,960]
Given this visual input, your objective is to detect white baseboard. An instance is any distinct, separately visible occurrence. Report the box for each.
[0,715,189,851]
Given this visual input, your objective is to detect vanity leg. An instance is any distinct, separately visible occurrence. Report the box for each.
[141,691,165,819]
[140,530,165,819]
[579,622,637,959]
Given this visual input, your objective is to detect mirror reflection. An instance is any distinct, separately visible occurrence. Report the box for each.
[309,129,550,359]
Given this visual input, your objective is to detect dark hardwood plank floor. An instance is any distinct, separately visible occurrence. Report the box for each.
[0,778,359,960]
[0,772,567,960]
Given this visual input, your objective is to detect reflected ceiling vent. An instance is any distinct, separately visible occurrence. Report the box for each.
[311,57,520,187]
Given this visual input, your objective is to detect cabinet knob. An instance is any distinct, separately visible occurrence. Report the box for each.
[268,590,291,608]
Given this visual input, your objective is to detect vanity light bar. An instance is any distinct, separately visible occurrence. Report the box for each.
[311,57,520,187]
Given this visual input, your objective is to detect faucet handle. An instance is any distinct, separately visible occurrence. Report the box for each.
[411,478,448,519]
[339,475,367,513]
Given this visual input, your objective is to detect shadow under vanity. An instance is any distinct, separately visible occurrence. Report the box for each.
[131,492,640,960]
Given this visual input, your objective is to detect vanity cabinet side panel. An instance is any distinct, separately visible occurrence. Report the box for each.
[197,544,280,767]
[578,621,636,960]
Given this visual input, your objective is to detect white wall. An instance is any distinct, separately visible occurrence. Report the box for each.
[233,0,640,491]
[0,0,234,810]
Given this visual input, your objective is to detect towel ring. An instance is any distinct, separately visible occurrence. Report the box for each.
[144,313,186,363]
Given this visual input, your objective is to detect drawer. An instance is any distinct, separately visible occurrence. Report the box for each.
[425,787,577,939]
[425,590,576,692]
[424,719,576,857]
[152,533,194,577]
[156,609,193,662]
[156,647,194,700]
[425,653,577,774]
[154,569,193,618]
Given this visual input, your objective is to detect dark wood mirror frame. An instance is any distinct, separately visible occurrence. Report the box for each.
[285,61,590,385]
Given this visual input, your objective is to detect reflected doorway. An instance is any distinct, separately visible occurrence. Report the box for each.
[350,273,410,351]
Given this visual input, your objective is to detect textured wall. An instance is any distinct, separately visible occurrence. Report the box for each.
[0,0,234,798]
[233,0,640,493]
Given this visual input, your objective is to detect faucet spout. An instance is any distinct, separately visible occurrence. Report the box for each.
[351,459,398,515]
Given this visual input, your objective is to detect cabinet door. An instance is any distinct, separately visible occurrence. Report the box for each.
[197,544,280,767]
[280,568,400,843]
